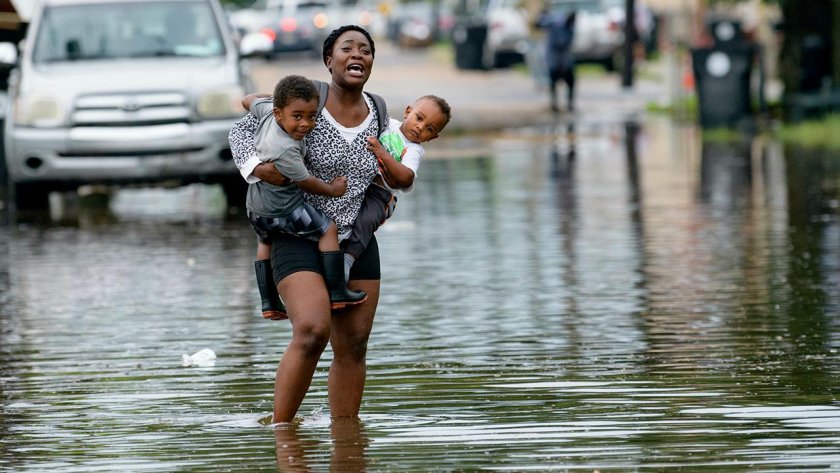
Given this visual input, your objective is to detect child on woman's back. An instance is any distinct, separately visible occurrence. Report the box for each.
[343,95,451,277]
[242,74,366,320]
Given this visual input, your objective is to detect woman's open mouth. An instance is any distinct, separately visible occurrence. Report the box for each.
[347,63,365,77]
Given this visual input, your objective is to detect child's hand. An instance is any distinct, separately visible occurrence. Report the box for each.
[328,176,348,197]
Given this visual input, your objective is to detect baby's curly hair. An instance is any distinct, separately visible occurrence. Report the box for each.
[418,95,452,127]
[272,75,319,109]
[322,25,375,67]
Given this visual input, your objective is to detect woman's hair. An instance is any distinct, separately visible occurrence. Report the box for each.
[322,25,375,66]
[272,74,319,109]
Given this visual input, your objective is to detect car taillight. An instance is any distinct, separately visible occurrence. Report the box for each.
[280,17,297,32]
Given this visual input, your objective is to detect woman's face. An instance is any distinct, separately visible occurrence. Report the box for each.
[326,30,374,88]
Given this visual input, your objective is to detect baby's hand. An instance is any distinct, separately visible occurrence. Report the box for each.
[328,176,348,197]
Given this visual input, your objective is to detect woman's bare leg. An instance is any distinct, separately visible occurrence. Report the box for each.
[327,278,380,418]
[273,271,332,423]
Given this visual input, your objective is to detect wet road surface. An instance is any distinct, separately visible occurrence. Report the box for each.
[2,115,840,471]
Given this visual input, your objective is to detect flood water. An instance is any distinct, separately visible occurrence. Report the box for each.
[1,117,839,472]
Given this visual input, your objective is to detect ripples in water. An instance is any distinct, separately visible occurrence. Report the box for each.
[2,118,840,471]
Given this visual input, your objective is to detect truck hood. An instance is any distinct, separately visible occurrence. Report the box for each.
[21,57,241,97]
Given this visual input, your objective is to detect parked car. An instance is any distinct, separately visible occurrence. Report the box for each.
[343,0,387,38]
[481,0,530,68]
[230,0,339,58]
[387,1,434,47]
[538,0,619,70]
[543,0,652,71]
[1,0,252,209]
[387,0,456,48]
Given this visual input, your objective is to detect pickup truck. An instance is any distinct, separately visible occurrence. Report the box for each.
[1,0,252,210]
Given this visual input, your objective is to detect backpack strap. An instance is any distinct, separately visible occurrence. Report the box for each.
[311,79,389,136]
[313,79,329,113]
[365,91,389,137]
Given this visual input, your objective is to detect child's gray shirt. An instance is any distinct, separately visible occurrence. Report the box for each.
[245,97,311,218]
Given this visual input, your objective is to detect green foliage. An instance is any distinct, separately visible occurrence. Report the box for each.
[702,127,746,142]
[778,114,840,150]
[645,95,698,122]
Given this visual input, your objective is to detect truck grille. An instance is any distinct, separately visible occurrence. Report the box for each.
[73,92,191,126]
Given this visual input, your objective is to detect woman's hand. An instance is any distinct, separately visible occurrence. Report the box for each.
[253,162,290,186]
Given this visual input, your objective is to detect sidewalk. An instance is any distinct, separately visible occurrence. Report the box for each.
[248,42,665,133]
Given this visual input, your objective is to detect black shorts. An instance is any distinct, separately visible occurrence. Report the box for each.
[271,232,380,283]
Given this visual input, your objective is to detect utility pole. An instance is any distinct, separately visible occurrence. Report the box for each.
[622,0,636,88]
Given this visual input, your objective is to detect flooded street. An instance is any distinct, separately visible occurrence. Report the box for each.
[2,116,840,472]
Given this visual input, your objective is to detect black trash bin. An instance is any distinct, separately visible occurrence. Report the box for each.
[691,45,756,128]
[452,19,487,70]
[799,34,831,92]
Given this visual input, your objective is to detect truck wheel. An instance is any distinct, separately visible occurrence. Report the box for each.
[12,182,51,211]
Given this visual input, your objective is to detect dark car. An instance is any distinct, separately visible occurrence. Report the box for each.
[230,0,337,57]
[387,0,455,48]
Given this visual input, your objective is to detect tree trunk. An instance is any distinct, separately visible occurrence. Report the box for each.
[778,0,835,105]
[834,0,840,85]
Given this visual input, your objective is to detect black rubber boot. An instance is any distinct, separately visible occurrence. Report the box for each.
[255,259,288,320]
[321,251,367,309]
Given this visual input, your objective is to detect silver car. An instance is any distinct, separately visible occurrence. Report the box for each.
[2,0,251,208]
[482,0,530,69]
[546,0,642,71]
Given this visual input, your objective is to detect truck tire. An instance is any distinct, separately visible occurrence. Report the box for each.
[12,182,51,211]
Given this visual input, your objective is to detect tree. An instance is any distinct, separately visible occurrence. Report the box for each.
[777,0,839,101]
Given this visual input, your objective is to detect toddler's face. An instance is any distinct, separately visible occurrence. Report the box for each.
[274,98,319,141]
[400,99,447,144]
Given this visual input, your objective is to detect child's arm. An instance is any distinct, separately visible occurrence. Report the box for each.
[242,93,272,112]
[295,175,348,198]
[366,137,415,189]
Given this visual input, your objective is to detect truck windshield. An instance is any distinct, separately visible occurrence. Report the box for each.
[32,1,226,62]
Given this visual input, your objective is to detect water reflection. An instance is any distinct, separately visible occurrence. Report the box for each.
[699,136,753,209]
[2,118,840,471]
[273,419,368,473]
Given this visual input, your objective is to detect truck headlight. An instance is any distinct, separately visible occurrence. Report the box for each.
[14,94,66,127]
[197,86,245,119]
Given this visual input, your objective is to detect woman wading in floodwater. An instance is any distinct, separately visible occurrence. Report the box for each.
[229,25,386,423]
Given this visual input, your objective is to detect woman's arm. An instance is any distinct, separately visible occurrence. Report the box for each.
[228,113,290,186]
[296,175,348,197]
[366,137,415,188]
[242,93,272,111]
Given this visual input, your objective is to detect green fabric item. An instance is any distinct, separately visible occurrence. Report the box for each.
[379,132,405,162]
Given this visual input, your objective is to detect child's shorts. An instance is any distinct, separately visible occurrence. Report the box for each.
[248,202,331,244]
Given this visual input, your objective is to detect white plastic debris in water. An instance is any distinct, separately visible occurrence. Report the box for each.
[182,348,216,367]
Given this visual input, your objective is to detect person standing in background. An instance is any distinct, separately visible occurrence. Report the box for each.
[537,8,577,112]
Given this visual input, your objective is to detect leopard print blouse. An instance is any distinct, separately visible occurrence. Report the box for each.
[229,95,383,237]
